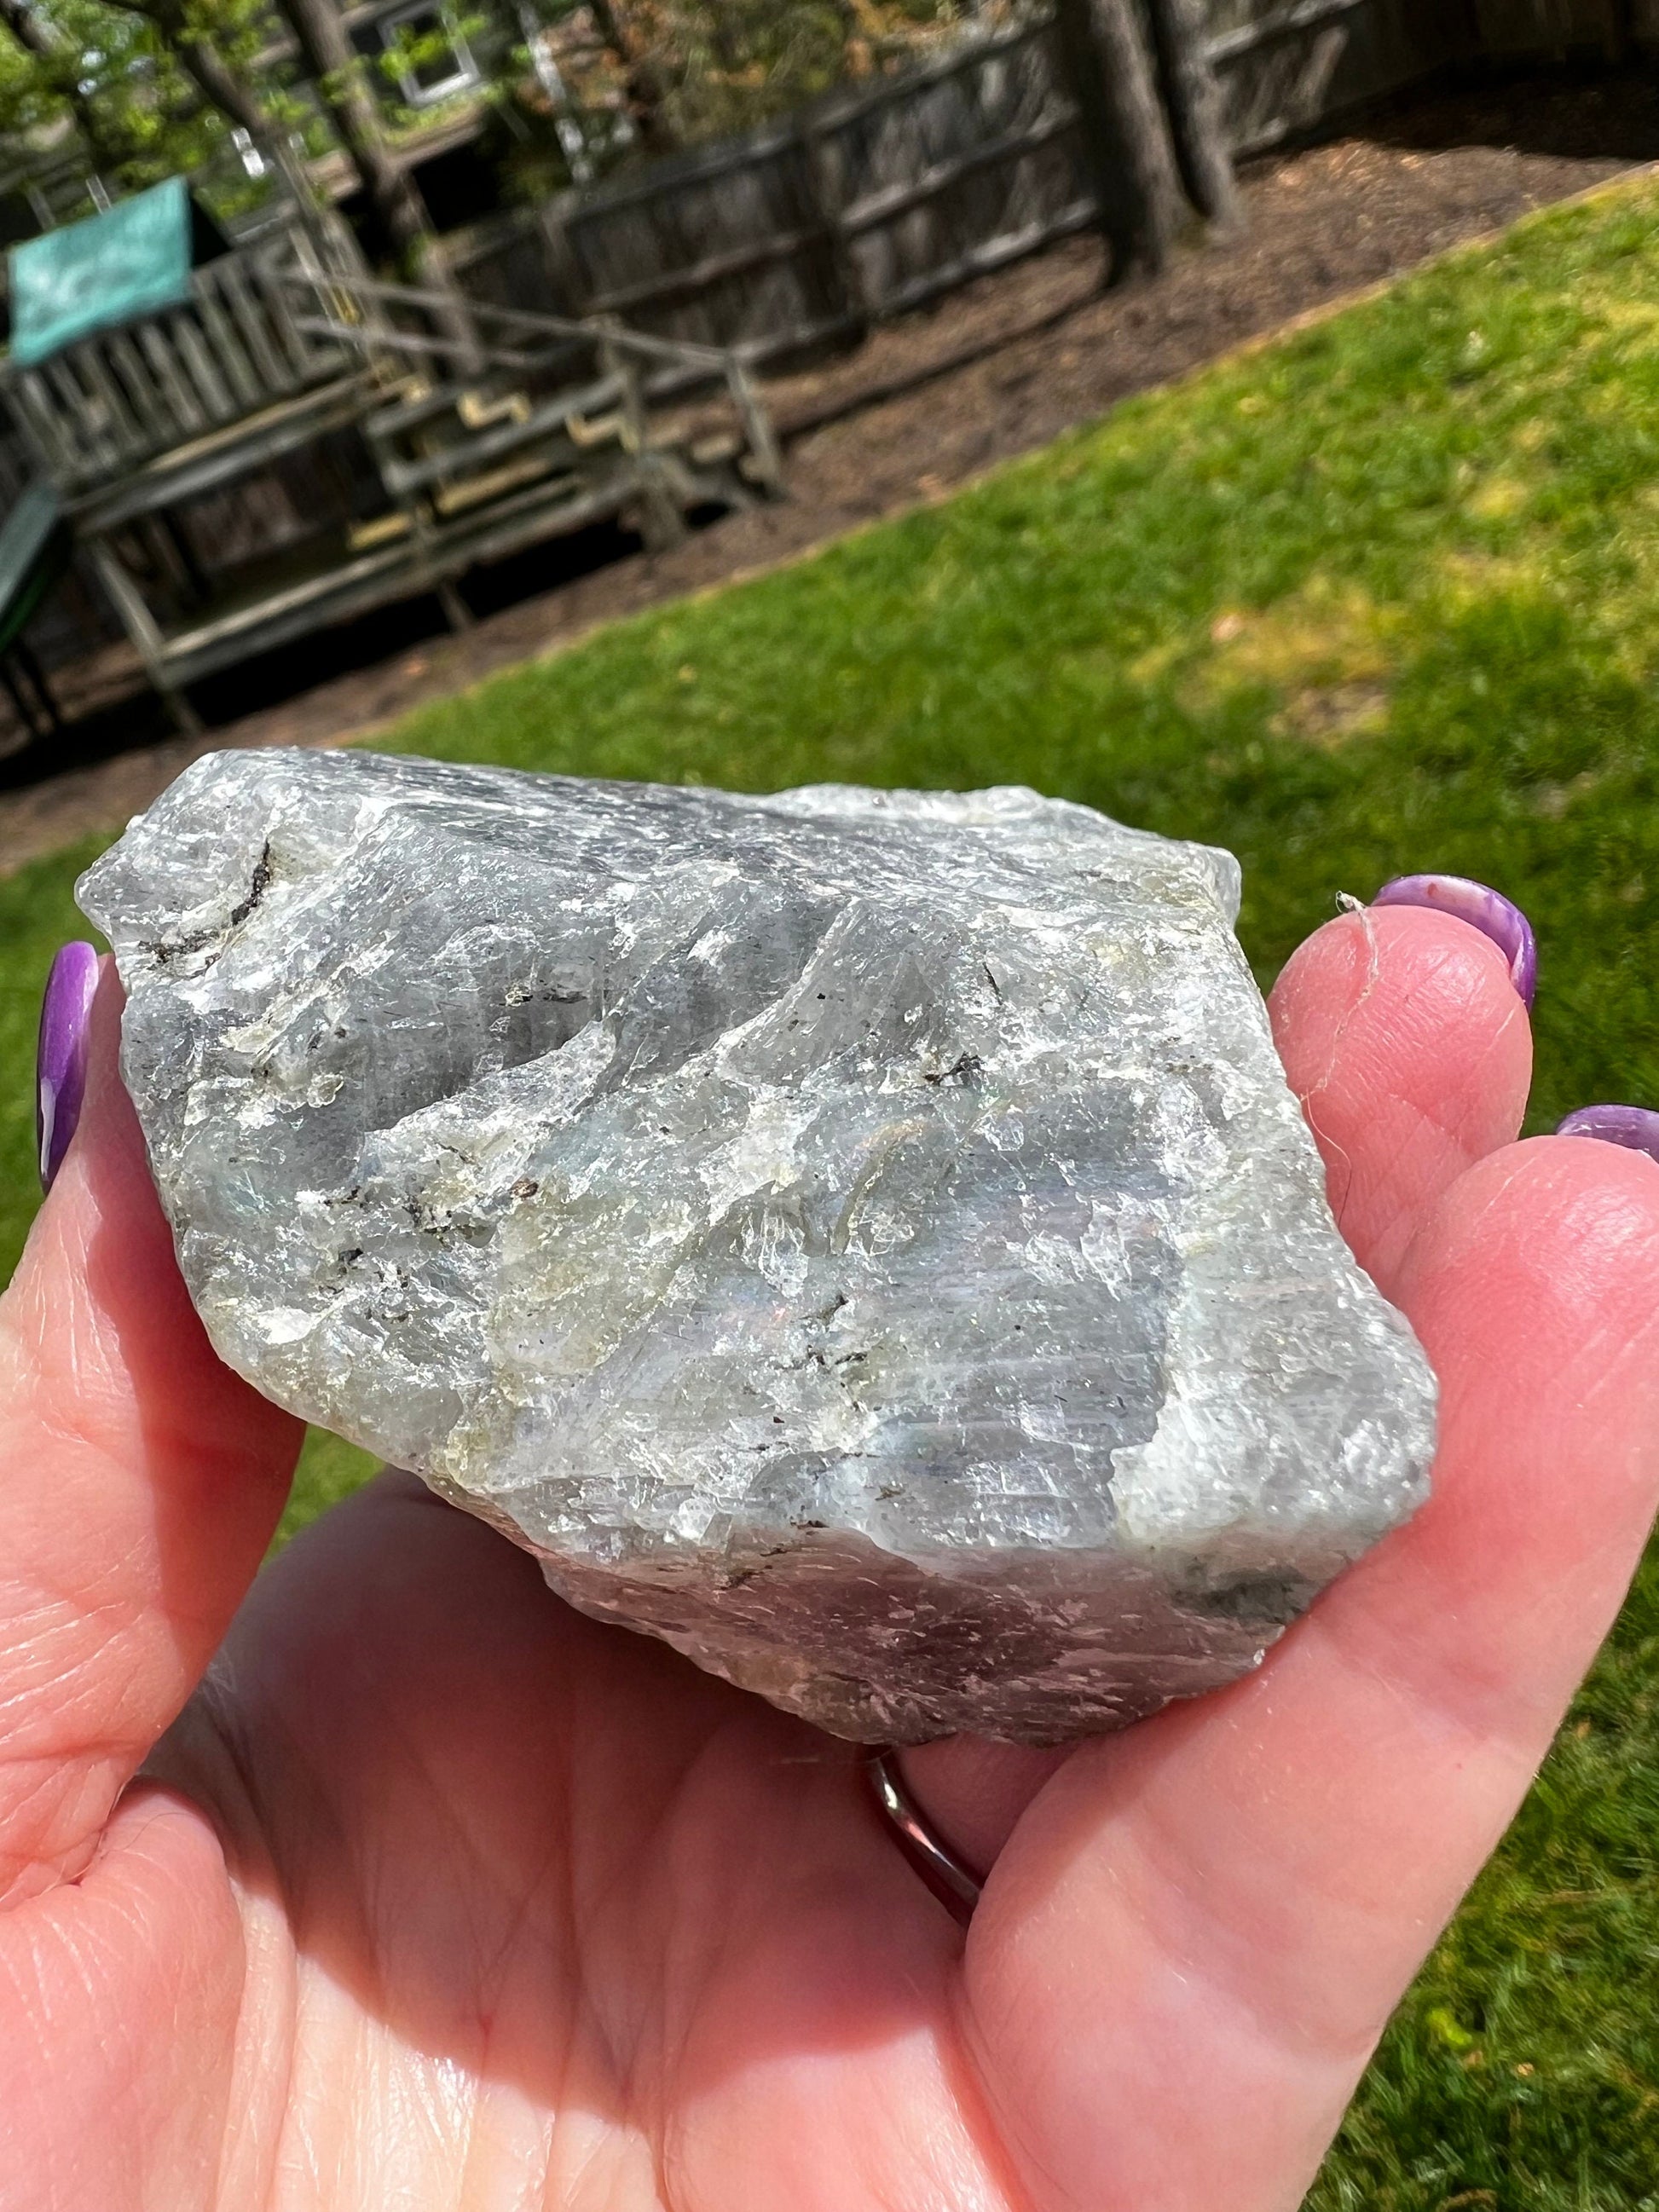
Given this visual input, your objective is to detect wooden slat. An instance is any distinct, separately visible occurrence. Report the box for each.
[287,313,524,373]
[41,357,112,479]
[9,371,78,482]
[373,373,623,497]
[364,377,485,439]
[808,13,1049,133]
[194,278,263,413]
[835,108,1078,238]
[70,340,147,463]
[104,329,180,449]
[337,276,728,373]
[74,378,373,534]
[566,114,804,222]
[584,222,834,318]
[214,256,292,393]
[862,196,1097,322]
[137,323,207,437]
[535,203,592,318]
[168,309,237,423]
[1205,0,1368,63]
[255,261,318,377]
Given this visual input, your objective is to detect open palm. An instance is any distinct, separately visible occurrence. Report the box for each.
[5,899,1659,2212]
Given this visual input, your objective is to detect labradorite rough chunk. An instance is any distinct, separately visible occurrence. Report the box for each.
[78,748,1435,1743]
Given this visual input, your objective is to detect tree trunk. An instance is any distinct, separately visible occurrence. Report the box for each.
[586,0,679,156]
[1143,0,1243,235]
[272,0,437,267]
[87,0,364,300]
[1051,0,1188,282]
[105,0,425,263]
[271,0,480,368]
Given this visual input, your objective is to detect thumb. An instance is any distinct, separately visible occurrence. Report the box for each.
[0,958,300,1901]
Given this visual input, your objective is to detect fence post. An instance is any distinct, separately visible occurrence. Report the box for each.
[600,320,687,552]
[799,107,871,348]
[539,192,595,321]
[729,360,784,494]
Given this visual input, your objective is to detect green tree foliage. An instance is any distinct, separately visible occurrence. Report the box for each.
[0,0,1014,234]
[0,0,276,197]
[535,0,1014,157]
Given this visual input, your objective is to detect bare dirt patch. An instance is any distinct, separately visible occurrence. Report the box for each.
[3,67,1656,875]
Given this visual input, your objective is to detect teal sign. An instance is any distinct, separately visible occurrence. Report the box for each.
[9,178,194,366]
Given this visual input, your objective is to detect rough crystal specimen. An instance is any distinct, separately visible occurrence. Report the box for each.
[78,748,1436,1743]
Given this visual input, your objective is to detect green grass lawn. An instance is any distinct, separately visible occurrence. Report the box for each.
[9,171,1659,2204]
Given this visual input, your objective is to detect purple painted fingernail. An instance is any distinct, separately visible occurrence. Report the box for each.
[1371,875,1536,1008]
[1556,1105,1659,1164]
[37,943,100,1192]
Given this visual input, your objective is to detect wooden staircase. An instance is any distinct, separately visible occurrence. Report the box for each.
[3,227,783,731]
[286,273,781,557]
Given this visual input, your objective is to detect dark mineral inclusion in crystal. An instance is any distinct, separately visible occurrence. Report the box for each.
[78,748,1436,1743]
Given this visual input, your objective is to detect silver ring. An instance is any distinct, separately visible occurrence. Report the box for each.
[868,1747,983,1912]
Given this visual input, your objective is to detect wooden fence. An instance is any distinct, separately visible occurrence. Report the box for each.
[447,18,1097,366]
[441,0,1516,371]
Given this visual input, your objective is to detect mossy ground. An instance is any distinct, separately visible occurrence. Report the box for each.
[9,174,1659,2204]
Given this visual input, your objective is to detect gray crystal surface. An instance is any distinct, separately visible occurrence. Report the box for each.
[78,747,1435,1743]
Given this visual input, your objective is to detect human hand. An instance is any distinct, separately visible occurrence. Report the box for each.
[3,897,1657,2211]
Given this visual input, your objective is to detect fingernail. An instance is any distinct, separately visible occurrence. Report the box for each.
[37,943,100,1193]
[1371,874,1536,1008]
[1556,1105,1659,1164]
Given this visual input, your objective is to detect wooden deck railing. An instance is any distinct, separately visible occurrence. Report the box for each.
[278,269,783,492]
[5,234,357,495]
